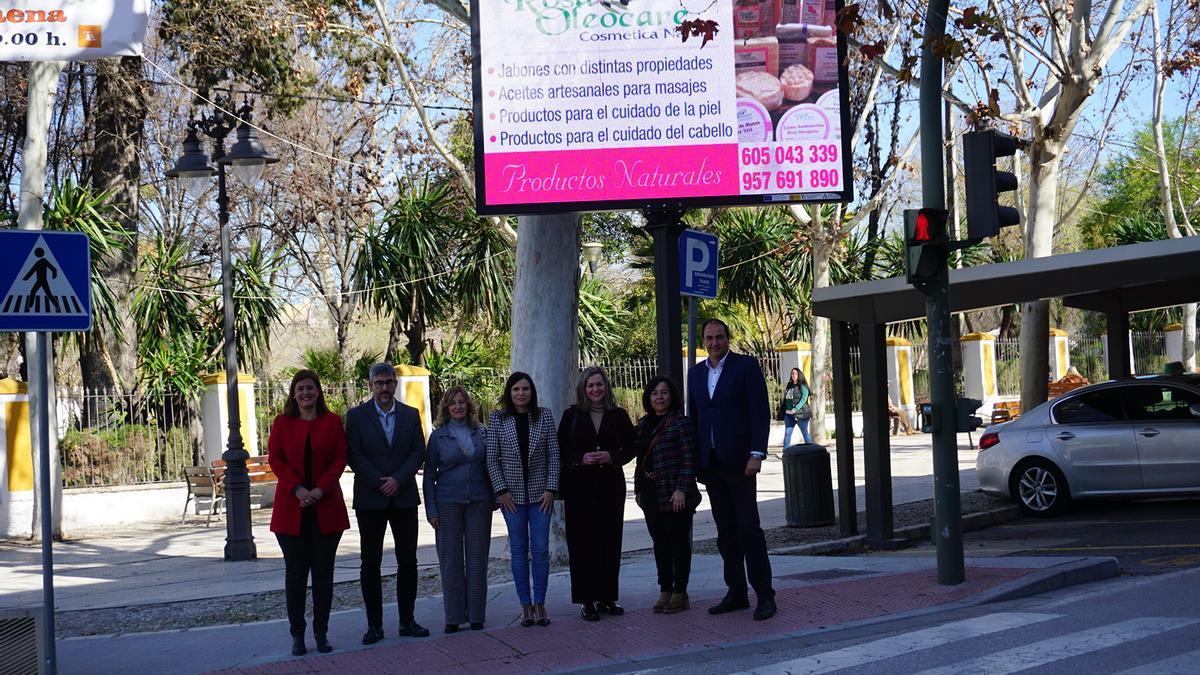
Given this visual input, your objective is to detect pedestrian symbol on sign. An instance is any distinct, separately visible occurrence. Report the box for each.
[0,236,86,317]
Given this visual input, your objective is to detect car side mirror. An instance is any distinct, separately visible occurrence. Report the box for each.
[1191,403,1200,418]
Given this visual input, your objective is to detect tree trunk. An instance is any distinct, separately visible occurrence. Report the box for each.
[1149,1,1197,369]
[83,56,144,401]
[404,316,426,366]
[809,206,831,442]
[510,213,580,565]
[19,61,65,540]
[385,315,402,364]
[1018,138,1064,411]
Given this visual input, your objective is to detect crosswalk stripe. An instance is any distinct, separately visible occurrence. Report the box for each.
[739,612,1060,674]
[1115,647,1200,675]
[917,617,1200,675]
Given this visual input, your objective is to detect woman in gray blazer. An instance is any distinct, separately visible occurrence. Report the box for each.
[424,386,493,633]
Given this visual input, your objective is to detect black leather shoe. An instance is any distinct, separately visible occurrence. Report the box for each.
[470,622,485,631]
[753,597,778,621]
[291,636,307,656]
[444,623,459,634]
[361,626,384,645]
[600,601,624,616]
[707,593,751,615]
[581,602,599,621]
[314,633,332,653]
[398,621,430,638]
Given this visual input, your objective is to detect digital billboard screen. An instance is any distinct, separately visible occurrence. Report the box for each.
[471,0,854,215]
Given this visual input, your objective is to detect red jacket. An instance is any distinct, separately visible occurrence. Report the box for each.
[268,412,351,535]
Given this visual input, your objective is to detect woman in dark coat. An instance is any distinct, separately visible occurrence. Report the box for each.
[558,366,636,621]
[424,386,492,633]
[268,369,350,656]
[635,375,700,614]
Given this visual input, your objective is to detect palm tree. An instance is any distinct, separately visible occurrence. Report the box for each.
[356,179,460,365]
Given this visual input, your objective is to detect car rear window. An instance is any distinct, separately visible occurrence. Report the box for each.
[1053,389,1125,424]
[1124,385,1200,422]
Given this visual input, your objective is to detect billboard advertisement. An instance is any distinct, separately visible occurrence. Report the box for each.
[471,0,854,216]
[0,0,148,61]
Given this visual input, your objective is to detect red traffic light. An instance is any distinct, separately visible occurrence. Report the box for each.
[905,208,946,246]
[914,211,933,242]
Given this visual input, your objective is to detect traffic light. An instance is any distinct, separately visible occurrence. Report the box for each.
[963,129,1022,239]
[904,208,948,287]
[956,397,983,433]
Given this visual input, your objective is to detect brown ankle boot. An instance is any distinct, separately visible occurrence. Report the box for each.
[664,592,689,614]
[652,592,671,613]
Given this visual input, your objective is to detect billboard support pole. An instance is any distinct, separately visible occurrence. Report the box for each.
[644,208,687,390]
[919,0,964,585]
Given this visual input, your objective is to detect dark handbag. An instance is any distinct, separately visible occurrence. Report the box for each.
[775,399,786,422]
[794,402,813,420]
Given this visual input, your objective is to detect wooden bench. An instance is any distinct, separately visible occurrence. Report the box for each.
[1048,380,1087,399]
[991,401,1022,425]
[211,456,278,485]
[182,466,225,526]
[207,456,277,514]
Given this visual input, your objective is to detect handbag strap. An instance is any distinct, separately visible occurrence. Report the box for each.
[642,414,677,468]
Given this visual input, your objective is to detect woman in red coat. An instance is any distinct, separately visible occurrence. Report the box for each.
[268,369,350,656]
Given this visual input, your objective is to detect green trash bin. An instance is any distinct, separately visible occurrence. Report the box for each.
[782,443,835,527]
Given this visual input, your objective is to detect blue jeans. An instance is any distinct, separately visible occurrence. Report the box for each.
[502,503,551,605]
[783,414,813,447]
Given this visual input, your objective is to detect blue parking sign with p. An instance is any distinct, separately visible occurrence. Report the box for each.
[0,231,92,333]
[679,229,718,299]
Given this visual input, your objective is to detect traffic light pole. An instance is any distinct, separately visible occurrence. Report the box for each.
[919,0,964,585]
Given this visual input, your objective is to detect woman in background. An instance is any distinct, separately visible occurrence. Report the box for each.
[782,367,813,447]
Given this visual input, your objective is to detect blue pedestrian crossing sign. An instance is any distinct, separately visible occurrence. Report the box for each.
[0,231,91,333]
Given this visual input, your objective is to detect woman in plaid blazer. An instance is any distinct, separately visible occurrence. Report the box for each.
[486,371,561,627]
[634,375,701,615]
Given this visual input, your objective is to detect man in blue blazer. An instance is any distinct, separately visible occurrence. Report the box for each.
[346,362,429,643]
[687,318,776,620]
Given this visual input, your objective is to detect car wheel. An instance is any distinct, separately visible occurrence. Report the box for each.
[1010,459,1071,517]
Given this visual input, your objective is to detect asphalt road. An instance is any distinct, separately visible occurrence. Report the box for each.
[649,566,1200,674]
[936,497,1200,575]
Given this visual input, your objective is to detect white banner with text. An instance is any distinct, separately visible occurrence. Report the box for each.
[0,0,148,61]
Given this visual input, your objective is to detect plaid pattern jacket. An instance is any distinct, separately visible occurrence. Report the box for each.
[485,407,561,505]
[634,413,700,512]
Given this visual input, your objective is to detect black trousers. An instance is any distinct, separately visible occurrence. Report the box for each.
[275,513,343,638]
[702,463,774,600]
[640,494,694,593]
[356,505,418,628]
[564,469,625,604]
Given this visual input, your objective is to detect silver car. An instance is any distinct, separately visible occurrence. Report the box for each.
[976,374,1200,516]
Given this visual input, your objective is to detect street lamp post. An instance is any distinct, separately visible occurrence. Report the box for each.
[168,99,278,561]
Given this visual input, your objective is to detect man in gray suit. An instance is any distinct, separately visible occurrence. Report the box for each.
[346,363,429,643]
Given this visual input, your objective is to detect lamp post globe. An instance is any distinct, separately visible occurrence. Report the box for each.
[166,127,215,199]
[219,118,279,188]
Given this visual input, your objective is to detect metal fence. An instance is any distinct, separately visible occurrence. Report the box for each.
[57,387,201,488]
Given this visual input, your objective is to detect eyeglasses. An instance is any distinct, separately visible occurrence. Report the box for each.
[371,379,397,388]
